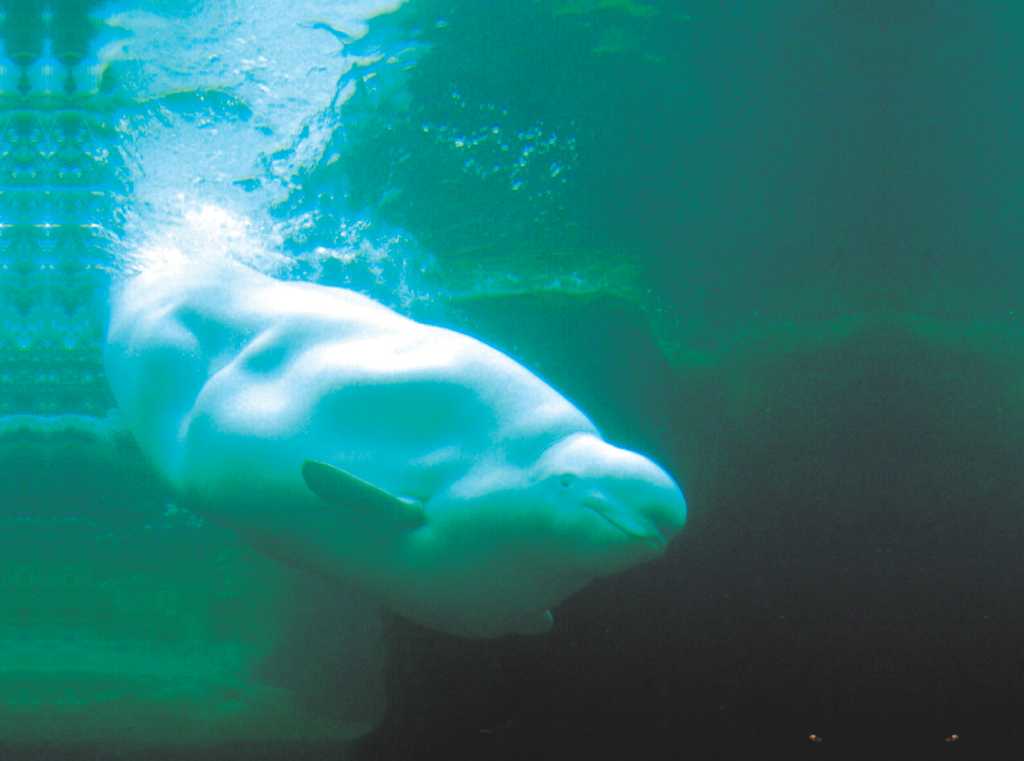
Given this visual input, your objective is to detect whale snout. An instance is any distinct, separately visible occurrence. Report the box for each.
[642,467,688,545]
[582,493,664,548]
[583,475,685,552]
[539,432,687,551]
[562,435,687,550]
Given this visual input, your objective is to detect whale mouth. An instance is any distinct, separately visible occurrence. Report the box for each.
[583,496,667,550]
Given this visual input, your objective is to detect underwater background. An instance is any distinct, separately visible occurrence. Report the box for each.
[4,1,1024,759]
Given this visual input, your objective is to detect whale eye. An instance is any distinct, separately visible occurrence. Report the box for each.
[559,474,575,488]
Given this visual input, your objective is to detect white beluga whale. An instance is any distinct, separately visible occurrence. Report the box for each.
[105,254,687,638]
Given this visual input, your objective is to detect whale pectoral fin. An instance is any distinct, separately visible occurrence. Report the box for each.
[511,609,554,636]
[301,460,425,529]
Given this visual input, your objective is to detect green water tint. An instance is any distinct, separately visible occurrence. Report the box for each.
[277,0,689,298]
[0,2,374,745]
[0,0,120,416]
[1,0,1024,754]
[2,427,379,745]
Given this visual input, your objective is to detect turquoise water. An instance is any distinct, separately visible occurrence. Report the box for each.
[5,2,1024,759]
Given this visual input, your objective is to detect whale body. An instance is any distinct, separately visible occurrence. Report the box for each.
[105,257,687,638]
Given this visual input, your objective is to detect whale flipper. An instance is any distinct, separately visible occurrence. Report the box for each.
[301,460,426,529]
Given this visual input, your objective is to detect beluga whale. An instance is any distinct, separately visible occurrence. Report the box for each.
[105,252,687,639]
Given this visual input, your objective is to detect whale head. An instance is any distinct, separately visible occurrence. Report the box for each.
[298,433,686,638]
[529,432,687,577]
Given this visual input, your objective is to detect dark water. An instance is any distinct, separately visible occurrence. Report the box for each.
[4,1,1024,759]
